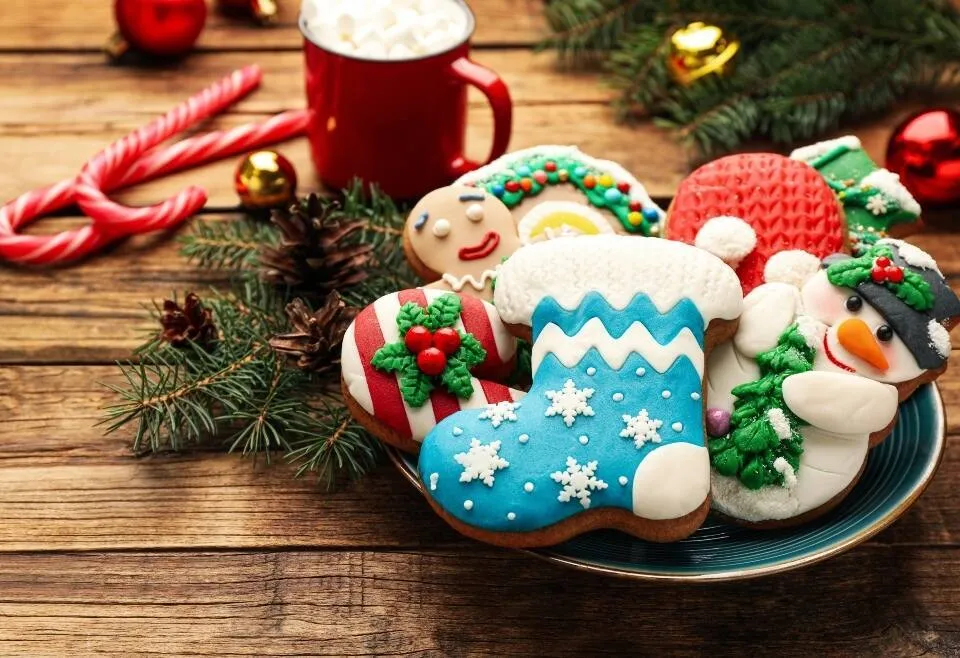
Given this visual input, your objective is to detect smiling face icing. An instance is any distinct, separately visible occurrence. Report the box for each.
[406,185,522,297]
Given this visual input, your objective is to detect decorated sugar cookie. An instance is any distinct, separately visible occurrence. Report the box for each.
[706,239,960,526]
[664,152,848,294]
[416,236,743,548]
[790,136,921,253]
[341,289,523,453]
[456,145,666,239]
[403,185,523,300]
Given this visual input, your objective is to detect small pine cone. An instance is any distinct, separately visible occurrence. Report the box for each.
[160,292,217,349]
[270,292,358,374]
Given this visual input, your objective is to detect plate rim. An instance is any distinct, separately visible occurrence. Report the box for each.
[386,384,946,582]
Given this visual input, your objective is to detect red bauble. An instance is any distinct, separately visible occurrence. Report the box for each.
[886,108,960,206]
[404,325,433,353]
[432,327,461,355]
[417,348,447,376]
[114,0,207,57]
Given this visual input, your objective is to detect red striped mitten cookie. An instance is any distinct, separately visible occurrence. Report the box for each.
[665,153,848,294]
[341,289,523,453]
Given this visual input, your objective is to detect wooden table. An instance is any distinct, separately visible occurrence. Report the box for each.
[1,1,958,654]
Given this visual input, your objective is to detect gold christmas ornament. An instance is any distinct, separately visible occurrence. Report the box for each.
[234,150,298,210]
[667,21,740,86]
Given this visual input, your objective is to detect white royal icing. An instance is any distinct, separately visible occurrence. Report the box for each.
[877,238,941,274]
[860,169,921,216]
[763,250,822,289]
[632,443,710,520]
[619,409,663,449]
[928,319,952,359]
[693,216,757,268]
[734,283,802,358]
[544,379,595,427]
[788,135,863,162]
[550,456,608,509]
[441,268,499,292]
[454,438,509,487]
[781,371,899,435]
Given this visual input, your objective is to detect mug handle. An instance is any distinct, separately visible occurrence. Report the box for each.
[447,56,513,177]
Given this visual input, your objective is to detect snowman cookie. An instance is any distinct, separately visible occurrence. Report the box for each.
[706,239,960,527]
[664,153,848,294]
[341,288,523,454]
[790,136,921,253]
[416,236,743,548]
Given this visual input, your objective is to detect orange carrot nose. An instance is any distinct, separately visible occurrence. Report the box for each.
[836,318,889,371]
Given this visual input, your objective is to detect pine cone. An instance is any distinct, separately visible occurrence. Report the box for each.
[260,194,374,299]
[269,292,358,374]
[159,293,217,349]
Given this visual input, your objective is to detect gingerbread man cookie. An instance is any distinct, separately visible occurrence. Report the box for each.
[416,235,743,548]
[664,152,848,294]
[706,239,960,527]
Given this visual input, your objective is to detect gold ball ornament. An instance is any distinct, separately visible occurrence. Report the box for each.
[667,22,740,86]
[234,150,298,210]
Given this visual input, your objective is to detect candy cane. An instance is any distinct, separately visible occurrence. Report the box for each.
[74,65,263,234]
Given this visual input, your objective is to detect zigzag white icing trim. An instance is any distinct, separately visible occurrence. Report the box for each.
[532,318,705,376]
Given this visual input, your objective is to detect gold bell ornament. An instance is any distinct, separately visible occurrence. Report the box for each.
[217,0,278,25]
[667,22,740,86]
[234,150,298,210]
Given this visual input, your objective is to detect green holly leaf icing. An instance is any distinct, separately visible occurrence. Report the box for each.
[371,342,415,374]
[396,302,428,334]
[424,294,461,331]
[826,244,934,312]
[399,362,433,407]
[825,253,874,289]
[892,269,935,312]
[440,356,474,399]
[456,332,487,368]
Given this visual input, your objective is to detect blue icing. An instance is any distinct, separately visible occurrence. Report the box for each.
[417,295,708,535]
[532,292,705,344]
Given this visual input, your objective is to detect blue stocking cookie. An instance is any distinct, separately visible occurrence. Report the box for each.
[417,235,743,547]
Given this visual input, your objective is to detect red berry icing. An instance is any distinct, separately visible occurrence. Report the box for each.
[629,200,642,212]
[533,170,548,184]
[505,180,520,193]
[433,327,462,355]
[871,267,886,283]
[417,347,447,376]
[875,256,891,267]
[404,325,433,353]
[544,161,557,172]
[887,266,904,282]
[617,181,631,193]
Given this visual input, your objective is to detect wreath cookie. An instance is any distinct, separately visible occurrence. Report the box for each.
[416,235,743,548]
[664,152,848,294]
[706,239,960,527]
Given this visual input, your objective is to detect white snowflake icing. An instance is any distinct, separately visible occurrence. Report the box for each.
[865,194,888,216]
[477,401,521,428]
[550,457,608,509]
[767,408,792,441]
[861,169,921,215]
[619,409,664,449]
[454,438,509,487]
[544,379,595,427]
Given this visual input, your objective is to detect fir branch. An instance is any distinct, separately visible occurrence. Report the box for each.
[180,218,278,270]
[286,403,384,488]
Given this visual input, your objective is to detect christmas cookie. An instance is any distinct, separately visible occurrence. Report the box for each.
[790,136,921,252]
[341,289,523,453]
[664,152,848,294]
[706,239,960,527]
[403,185,522,301]
[416,235,743,548]
[455,145,666,239]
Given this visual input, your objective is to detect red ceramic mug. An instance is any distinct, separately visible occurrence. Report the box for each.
[299,2,512,199]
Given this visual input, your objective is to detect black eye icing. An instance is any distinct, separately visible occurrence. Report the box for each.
[876,325,894,342]
[845,295,863,312]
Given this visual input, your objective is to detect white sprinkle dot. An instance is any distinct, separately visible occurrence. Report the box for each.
[452,426,463,436]
[672,422,683,432]
[662,390,672,399]
[429,472,438,491]
[618,476,628,486]
[691,392,701,401]
[635,367,646,377]
[518,433,529,444]
[507,512,516,521]
[524,482,534,493]
[579,435,589,445]
[463,500,474,511]
[612,392,624,402]
[586,366,597,376]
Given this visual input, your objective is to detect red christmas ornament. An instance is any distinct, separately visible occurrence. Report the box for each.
[110,0,207,58]
[404,325,433,353]
[417,347,447,376]
[886,107,960,206]
[432,327,461,355]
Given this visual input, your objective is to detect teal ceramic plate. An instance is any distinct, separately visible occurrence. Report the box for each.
[389,384,946,581]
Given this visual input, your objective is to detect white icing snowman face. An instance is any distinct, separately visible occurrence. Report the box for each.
[801,270,924,383]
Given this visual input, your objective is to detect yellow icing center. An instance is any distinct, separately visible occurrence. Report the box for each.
[527,211,606,239]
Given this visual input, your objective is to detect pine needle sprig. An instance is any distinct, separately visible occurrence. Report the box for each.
[180,217,278,270]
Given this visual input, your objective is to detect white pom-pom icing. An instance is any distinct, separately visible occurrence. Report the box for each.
[860,169,921,216]
[763,249,822,288]
[928,319,951,359]
[789,135,862,162]
[493,235,743,325]
[877,238,941,274]
[693,216,757,268]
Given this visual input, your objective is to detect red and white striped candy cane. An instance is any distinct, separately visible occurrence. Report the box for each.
[75,65,263,234]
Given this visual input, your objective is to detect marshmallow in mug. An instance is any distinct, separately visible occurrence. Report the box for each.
[302,0,470,60]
